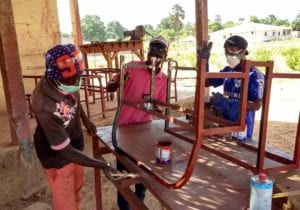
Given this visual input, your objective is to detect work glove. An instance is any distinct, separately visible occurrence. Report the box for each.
[103,162,118,181]
[210,92,240,122]
[197,41,213,72]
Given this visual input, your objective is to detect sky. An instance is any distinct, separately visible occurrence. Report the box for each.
[58,0,300,33]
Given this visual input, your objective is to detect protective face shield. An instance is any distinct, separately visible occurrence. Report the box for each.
[45,44,84,81]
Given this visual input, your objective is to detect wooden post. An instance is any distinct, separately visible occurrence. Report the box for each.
[195,0,210,103]
[0,0,32,161]
[70,0,83,46]
[195,0,208,47]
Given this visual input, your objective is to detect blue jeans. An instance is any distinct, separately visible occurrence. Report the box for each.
[117,160,146,210]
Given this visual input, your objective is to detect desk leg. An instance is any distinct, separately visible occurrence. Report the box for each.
[83,80,91,118]
[99,78,106,118]
[94,168,102,210]
[115,184,148,210]
[92,135,102,209]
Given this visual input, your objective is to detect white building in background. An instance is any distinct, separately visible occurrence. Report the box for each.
[209,22,292,44]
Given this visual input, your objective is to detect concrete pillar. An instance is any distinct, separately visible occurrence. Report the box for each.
[0,0,31,161]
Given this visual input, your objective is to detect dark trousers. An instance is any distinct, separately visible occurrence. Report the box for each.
[117,160,146,210]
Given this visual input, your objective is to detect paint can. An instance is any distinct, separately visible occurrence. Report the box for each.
[249,173,274,210]
[156,140,172,164]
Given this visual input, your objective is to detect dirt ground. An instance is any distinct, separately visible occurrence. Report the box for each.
[1,72,299,209]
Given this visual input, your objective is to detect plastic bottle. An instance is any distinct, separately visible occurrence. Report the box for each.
[249,173,274,210]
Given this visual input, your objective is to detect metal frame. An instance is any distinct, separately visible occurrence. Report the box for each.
[110,56,300,190]
[22,75,43,118]
[110,56,253,189]
[166,60,300,174]
[240,67,300,173]
[86,68,120,101]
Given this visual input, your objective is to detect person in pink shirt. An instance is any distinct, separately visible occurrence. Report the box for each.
[107,36,169,210]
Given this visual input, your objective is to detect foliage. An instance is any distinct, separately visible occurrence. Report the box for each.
[158,29,177,43]
[181,22,195,37]
[274,19,290,27]
[249,15,290,26]
[79,3,300,45]
[168,41,195,66]
[251,47,273,61]
[238,18,245,23]
[168,39,300,72]
[144,24,155,38]
[281,48,300,71]
[106,21,125,40]
[208,21,223,32]
[78,3,300,73]
[250,16,260,23]
[291,19,300,31]
[171,51,196,67]
[157,17,173,30]
[169,4,185,41]
[246,42,300,71]
[156,17,177,41]
[208,15,223,32]
[209,53,224,70]
[81,15,106,41]
[223,21,237,29]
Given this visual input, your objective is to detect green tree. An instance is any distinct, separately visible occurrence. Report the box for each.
[208,15,223,32]
[238,17,245,23]
[159,29,177,42]
[182,22,195,37]
[292,11,300,30]
[250,16,261,23]
[157,17,173,30]
[250,15,290,26]
[144,24,155,38]
[209,21,222,32]
[223,21,237,29]
[156,16,177,41]
[274,19,290,26]
[106,21,125,40]
[81,15,106,41]
[283,48,300,71]
[292,19,300,30]
[265,15,277,24]
[169,4,185,41]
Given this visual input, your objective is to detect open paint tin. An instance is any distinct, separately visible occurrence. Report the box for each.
[156,140,172,164]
